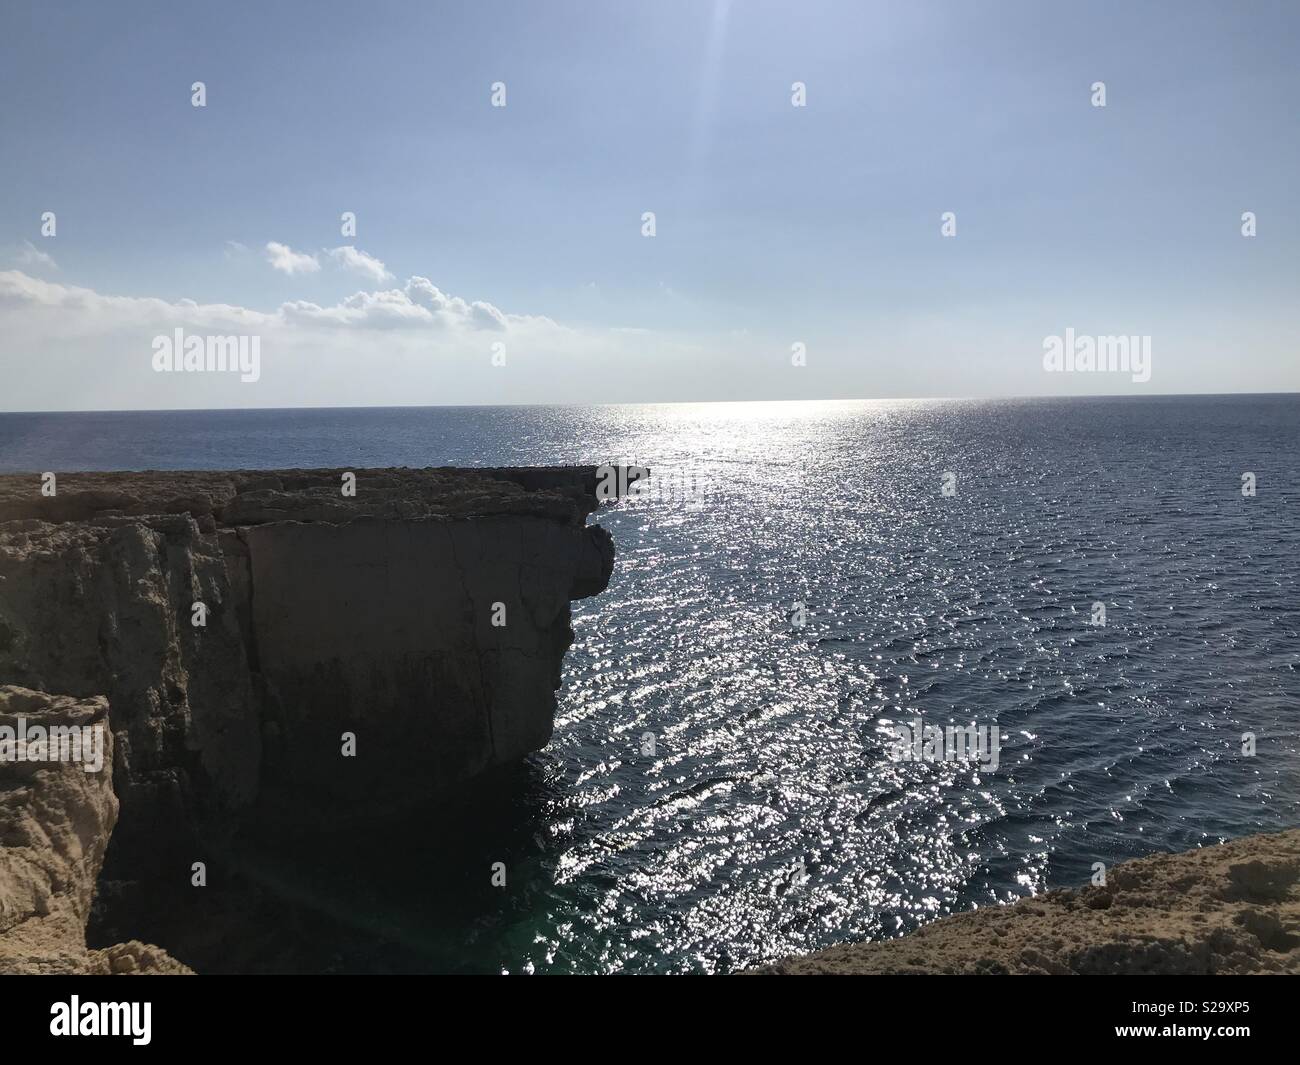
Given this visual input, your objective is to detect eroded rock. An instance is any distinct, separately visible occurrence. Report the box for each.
[0,685,190,974]
[751,828,1300,975]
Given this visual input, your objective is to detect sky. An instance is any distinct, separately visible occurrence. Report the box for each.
[1,0,1297,411]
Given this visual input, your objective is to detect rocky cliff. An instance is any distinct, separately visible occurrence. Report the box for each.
[752,828,1300,975]
[0,686,190,973]
[0,466,630,969]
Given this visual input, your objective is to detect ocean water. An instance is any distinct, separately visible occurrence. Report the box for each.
[2,395,1298,973]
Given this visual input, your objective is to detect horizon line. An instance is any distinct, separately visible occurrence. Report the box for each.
[3,388,1299,417]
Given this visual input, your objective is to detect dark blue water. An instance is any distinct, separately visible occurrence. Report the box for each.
[3,395,1298,973]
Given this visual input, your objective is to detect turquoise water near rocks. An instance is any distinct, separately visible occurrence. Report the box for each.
[3,395,1298,972]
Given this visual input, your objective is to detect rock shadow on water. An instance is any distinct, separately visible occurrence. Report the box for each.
[87,757,568,974]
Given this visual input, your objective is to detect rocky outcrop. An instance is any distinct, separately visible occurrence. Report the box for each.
[0,686,190,973]
[752,828,1300,974]
[0,467,629,867]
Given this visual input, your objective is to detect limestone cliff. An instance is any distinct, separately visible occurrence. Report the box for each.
[0,467,628,876]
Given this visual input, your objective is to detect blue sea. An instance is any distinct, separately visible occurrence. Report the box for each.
[2,395,1298,973]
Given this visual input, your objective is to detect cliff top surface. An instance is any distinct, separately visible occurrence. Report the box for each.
[0,466,626,527]
[752,827,1300,975]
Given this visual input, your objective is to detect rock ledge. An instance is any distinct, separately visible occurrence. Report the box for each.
[752,828,1300,975]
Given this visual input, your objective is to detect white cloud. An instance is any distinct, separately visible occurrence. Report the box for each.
[280,277,542,332]
[264,241,321,275]
[0,267,645,410]
[12,240,58,272]
[327,245,392,283]
[0,269,548,335]
[280,287,433,329]
[0,269,273,329]
[0,268,783,411]
[264,242,394,284]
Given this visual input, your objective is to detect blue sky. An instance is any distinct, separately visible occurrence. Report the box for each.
[1,0,1297,410]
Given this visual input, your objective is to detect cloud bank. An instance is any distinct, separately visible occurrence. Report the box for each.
[0,269,544,333]
[0,266,645,410]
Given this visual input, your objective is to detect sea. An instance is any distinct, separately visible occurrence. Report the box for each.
[1,394,1297,973]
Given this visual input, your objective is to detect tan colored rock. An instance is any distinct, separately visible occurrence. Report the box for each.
[752,828,1300,974]
[0,685,190,974]
[87,940,193,976]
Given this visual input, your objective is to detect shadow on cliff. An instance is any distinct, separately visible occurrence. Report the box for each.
[87,757,568,974]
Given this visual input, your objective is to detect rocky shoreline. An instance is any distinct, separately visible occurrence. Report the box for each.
[4,466,1295,975]
[1,466,632,973]
[752,828,1300,975]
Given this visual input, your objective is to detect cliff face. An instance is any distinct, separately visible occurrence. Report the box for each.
[752,828,1300,975]
[0,467,624,871]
